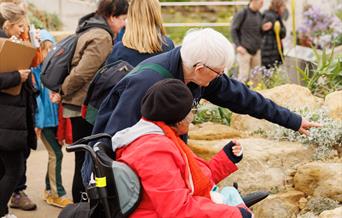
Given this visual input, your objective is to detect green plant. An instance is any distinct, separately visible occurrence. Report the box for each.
[265,108,342,160]
[193,103,232,125]
[296,48,342,97]
[27,3,63,31]
[303,197,339,215]
[248,65,289,90]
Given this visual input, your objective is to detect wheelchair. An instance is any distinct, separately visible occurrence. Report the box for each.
[59,133,269,218]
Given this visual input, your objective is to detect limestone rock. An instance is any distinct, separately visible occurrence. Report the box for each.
[324,91,342,120]
[294,162,342,202]
[230,84,323,132]
[188,122,243,140]
[188,138,314,192]
[319,207,342,218]
[253,190,305,218]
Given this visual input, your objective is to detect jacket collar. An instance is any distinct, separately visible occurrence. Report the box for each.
[111,119,164,151]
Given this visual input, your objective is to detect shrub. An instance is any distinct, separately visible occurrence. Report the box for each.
[297,48,342,98]
[258,108,342,160]
[193,102,232,125]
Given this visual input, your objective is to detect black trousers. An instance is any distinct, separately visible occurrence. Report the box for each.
[0,151,25,216]
[14,146,31,192]
[70,117,93,203]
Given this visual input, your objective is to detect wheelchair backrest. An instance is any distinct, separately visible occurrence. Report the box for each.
[92,143,142,217]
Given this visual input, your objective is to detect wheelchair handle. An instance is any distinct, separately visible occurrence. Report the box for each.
[66,144,98,163]
[72,133,112,145]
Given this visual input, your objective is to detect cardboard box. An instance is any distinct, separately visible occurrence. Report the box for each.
[0,38,36,73]
[0,38,36,95]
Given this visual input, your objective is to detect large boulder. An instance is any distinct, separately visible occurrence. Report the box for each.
[188,137,314,192]
[188,122,244,140]
[230,84,323,133]
[319,207,342,218]
[294,162,342,202]
[323,91,342,120]
[253,190,305,218]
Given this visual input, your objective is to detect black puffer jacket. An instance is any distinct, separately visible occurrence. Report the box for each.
[0,29,37,151]
[261,10,286,68]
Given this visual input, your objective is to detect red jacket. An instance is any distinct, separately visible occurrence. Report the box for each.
[116,134,243,218]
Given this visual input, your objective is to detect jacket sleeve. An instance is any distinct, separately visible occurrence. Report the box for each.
[128,139,244,218]
[231,10,245,47]
[279,18,286,39]
[93,71,164,137]
[206,149,239,184]
[202,75,302,131]
[61,29,112,97]
[0,71,21,90]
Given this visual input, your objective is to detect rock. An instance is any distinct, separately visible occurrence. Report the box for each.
[253,190,305,218]
[294,162,342,202]
[319,207,342,218]
[299,197,308,210]
[188,122,243,140]
[230,84,323,132]
[188,137,314,192]
[324,91,342,120]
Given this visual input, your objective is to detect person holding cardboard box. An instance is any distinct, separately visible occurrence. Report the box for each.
[0,2,37,218]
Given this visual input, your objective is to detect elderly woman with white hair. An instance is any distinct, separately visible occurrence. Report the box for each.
[82,28,320,184]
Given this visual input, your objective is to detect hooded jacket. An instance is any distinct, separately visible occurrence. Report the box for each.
[61,13,114,108]
[113,119,248,218]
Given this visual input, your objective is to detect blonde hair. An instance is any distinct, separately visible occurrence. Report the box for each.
[122,0,166,53]
[0,2,26,27]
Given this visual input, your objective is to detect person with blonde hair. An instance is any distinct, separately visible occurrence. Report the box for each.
[0,2,36,218]
[106,0,174,67]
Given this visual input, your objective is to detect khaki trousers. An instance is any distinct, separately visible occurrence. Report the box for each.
[237,50,261,83]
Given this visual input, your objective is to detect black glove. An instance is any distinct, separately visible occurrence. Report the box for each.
[238,207,252,218]
[223,141,243,164]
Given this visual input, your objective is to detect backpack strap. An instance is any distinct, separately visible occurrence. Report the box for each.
[128,63,173,79]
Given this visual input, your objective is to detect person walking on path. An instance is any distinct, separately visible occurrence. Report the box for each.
[261,0,287,68]
[231,0,273,83]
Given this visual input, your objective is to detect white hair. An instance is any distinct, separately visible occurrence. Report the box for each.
[180,28,235,70]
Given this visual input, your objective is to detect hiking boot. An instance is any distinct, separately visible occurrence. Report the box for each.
[46,195,73,208]
[9,191,37,211]
[1,214,17,218]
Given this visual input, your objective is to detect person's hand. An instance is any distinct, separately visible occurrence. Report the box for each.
[262,21,273,31]
[50,92,61,103]
[58,139,65,146]
[231,139,243,156]
[236,46,247,55]
[18,69,31,82]
[35,128,42,138]
[298,118,322,136]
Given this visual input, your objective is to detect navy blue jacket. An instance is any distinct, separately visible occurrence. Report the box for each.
[105,36,174,67]
[93,46,301,136]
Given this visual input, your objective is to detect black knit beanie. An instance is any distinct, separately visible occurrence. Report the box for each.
[141,79,193,124]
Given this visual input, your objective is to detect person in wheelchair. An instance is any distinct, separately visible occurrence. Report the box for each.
[111,79,253,218]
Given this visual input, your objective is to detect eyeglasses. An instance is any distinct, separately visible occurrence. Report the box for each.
[193,63,224,76]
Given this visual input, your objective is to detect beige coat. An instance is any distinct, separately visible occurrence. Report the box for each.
[61,28,112,107]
